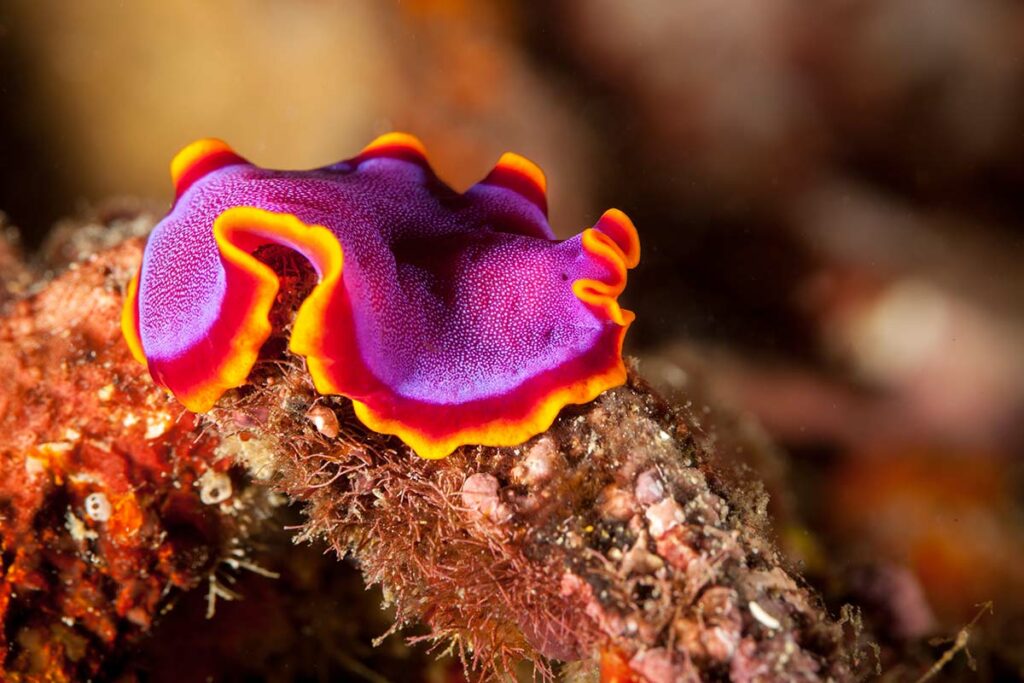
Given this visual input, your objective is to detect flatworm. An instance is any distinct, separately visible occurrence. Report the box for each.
[123,133,639,459]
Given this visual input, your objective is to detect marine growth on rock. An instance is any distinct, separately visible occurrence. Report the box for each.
[124,133,639,458]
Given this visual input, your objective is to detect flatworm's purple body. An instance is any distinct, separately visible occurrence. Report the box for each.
[123,134,639,458]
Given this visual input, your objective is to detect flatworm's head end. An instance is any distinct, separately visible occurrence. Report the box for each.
[595,208,641,269]
[572,207,640,327]
[170,138,247,199]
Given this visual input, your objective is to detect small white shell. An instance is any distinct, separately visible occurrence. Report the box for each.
[84,492,112,522]
[198,470,232,505]
[748,600,782,630]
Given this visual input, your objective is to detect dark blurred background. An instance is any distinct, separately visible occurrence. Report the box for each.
[2,1,1023,679]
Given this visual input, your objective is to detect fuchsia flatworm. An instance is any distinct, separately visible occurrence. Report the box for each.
[123,133,639,458]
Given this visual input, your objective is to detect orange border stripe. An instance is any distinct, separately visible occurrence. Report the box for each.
[169,207,342,413]
[495,152,547,195]
[360,132,428,159]
[170,138,247,199]
[121,267,146,365]
[596,208,640,268]
[130,135,640,459]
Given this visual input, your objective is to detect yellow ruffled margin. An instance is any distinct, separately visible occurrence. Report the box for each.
[123,134,640,460]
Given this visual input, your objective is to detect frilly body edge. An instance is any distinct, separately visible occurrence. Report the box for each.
[123,133,639,458]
